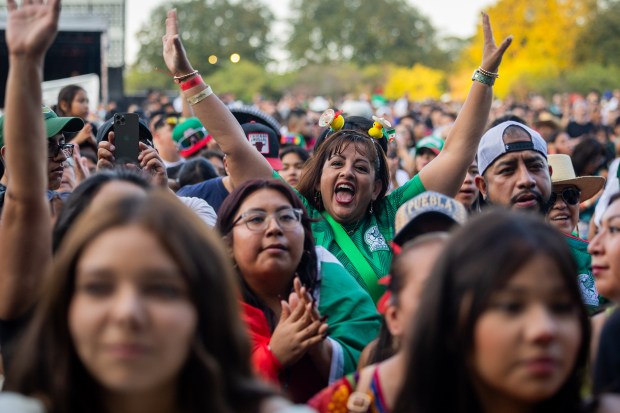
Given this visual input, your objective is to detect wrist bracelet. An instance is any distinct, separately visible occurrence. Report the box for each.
[173,69,199,83]
[477,66,499,78]
[187,86,213,105]
[472,69,495,86]
[180,75,204,91]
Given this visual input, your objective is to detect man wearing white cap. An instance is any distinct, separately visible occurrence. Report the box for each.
[475,121,606,313]
[475,121,551,212]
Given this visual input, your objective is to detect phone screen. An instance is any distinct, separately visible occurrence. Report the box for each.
[114,113,140,165]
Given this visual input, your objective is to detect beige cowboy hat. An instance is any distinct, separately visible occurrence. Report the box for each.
[548,154,605,202]
[534,111,561,130]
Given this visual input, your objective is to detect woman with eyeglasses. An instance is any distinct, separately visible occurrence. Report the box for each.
[546,154,607,315]
[217,179,380,402]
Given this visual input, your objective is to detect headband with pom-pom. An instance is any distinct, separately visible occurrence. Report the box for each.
[369,116,396,142]
[319,109,345,132]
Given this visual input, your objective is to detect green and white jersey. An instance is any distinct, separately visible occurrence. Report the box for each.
[274,171,426,299]
[564,233,608,314]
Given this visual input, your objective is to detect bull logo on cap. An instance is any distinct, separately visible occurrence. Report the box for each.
[249,132,270,154]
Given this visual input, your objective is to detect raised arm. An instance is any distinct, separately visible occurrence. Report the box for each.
[418,13,512,196]
[0,0,61,318]
[161,9,272,187]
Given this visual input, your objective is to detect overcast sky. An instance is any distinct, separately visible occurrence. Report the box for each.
[126,0,497,65]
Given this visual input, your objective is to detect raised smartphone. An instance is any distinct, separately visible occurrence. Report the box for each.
[113,113,140,165]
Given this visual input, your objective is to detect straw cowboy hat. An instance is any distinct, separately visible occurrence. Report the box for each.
[548,154,605,202]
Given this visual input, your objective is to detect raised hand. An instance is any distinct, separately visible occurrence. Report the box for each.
[6,0,61,58]
[162,9,194,77]
[480,12,512,74]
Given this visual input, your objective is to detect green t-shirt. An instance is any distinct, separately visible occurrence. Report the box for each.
[564,234,608,314]
[274,171,426,297]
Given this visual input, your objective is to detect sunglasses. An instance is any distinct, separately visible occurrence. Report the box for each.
[549,187,581,206]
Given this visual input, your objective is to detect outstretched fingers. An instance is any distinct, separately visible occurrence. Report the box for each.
[481,12,496,48]
[480,12,513,72]
[166,9,178,37]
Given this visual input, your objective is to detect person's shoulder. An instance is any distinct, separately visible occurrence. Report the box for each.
[177,176,222,195]
[594,394,620,413]
[0,393,45,413]
[259,396,317,413]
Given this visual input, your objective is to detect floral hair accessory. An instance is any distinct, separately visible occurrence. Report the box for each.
[368,116,396,142]
[318,109,345,132]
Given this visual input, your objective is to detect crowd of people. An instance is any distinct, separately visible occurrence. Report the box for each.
[1,1,620,412]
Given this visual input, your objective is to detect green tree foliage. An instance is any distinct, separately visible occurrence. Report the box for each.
[574,0,620,66]
[133,0,273,76]
[286,0,447,68]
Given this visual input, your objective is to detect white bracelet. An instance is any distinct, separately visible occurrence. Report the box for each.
[187,86,213,105]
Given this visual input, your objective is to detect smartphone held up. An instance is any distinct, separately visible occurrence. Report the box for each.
[113,113,140,165]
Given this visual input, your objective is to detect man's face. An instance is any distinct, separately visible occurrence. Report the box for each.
[475,150,552,213]
[48,133,69,191]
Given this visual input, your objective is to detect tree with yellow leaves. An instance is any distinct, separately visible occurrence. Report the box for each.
[450,0,595,100]
[384,64,445,100]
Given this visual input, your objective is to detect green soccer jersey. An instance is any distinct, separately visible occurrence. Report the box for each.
[564,233,608,314]
[274,171,426,300]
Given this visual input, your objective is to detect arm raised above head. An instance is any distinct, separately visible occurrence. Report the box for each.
[161,9,273,188]
[0,0,62,318]
[418,13,512,197]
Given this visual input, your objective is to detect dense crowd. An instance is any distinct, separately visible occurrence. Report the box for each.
[1,1,620,412]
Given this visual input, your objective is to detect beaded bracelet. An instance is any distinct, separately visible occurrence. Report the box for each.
[180,75,204,91]
[187,86,213,105]
[477,66,499,78]
[173,70,199,83]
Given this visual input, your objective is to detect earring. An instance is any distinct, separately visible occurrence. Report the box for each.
[369,201,374,215]
[314,190,322,209]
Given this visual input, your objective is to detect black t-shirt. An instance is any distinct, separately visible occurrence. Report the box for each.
[594,309,620,394]
[567,121,595,138]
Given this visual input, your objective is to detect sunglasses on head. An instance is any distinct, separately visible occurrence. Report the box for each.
[549,187,581,206]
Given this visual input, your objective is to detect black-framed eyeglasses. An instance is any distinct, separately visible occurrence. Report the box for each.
[48,143,74,159]
[233,208,303,231]
[549,187,581,206]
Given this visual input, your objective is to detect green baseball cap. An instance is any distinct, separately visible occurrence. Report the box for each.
[0,105,84,148]
[172,117,211,157]
[416,135,444,155]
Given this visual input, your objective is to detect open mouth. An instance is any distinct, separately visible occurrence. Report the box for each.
[550,214,569,222]
[335,183,356,204]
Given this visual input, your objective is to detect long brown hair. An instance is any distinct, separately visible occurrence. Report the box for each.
[7,190,273,413]
[297,130,389,211]
[217,178,318,330]
[392,209,591,413]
